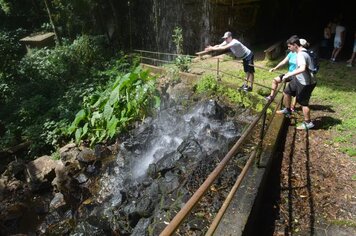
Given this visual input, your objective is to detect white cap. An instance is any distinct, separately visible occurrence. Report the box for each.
[299,38,309,47]
[222,31,232,39]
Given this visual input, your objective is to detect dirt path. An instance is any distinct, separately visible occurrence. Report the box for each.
[273,101,356,235]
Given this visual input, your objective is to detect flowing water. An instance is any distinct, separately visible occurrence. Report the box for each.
[97,99,240,206]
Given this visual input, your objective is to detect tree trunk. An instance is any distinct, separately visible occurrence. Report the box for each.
[43,0,61,45]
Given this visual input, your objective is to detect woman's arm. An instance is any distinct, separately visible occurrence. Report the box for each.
[269,56,289,72]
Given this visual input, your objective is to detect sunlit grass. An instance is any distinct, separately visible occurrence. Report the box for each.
[191,54,356,157]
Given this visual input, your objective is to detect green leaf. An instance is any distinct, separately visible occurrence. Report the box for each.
[107,115,119,138]
[82,123,89,137]
[154,96,161,108]
[103,103,114,121]
[73,109,86,126]
[68,109,86,134]
[75,128,82,144]
[91,111,101,126]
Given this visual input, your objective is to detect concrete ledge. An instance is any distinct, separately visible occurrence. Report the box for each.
[140,63,199,84]
[214,113,285,235]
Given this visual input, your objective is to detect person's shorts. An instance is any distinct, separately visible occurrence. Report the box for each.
[334,39,342,48]
[242,52,255,73]
[284,79,316,106]
[275,74,293,83]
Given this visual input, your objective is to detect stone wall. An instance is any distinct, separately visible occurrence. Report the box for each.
[119,0,262,55]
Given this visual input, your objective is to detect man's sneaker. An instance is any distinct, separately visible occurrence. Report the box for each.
[239,84,248,90]
[276,108,291,118]
[296,121,315,130]
[243,86,252,92]
[265,95,272,101]
[346,63,352,67]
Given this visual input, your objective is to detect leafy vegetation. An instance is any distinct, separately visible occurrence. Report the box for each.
[172,26,183,55]
[194,74,268,113]
[0,30,150,157]
[174,55,192,72]
[172,26,192,72]
[68,66,160,146]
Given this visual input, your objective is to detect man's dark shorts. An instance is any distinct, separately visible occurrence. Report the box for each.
[242,52,255,73]
[284,78,316,106]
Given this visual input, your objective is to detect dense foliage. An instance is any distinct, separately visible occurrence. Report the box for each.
[68,66,160,146]
[0,27,159,157]
[195,74,268,113]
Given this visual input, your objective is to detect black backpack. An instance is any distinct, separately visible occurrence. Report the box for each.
[304,49,319,74]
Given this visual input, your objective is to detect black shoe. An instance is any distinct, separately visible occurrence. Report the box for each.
[243,86,252,92]
[239,84,248,90]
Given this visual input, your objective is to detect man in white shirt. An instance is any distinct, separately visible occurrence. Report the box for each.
[205,31,255,91]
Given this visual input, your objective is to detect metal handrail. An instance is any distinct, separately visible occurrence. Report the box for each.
[206,148,258,235]
[135,50,283,91]
[134,49,196,58]
[160,82,285,235]
[135,49,287,235]
[139,56,173,64]
[206,83,286,235]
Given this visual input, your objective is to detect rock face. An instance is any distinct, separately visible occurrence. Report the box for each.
[117,0,261,54]
[25,156,64,191]
[62,99,244,235]
[0,99,252,235]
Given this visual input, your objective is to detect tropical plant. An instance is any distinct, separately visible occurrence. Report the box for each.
[68,66,160,146]
[174,55,191,72]
[172,26,183,55]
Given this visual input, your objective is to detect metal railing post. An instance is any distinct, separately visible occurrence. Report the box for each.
[257,111,267,167]
[217,58,220,81]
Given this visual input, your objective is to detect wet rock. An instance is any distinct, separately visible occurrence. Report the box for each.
[40,216,72,235]
[6,179,23,192]
[25,155,63,192]
[94,144,112,159]
[159,170,181,194]
[59,143,79,164]
[147,163,158,179]
[74,172,89,184]
[186,217,208,231]
[122,126,154,151]
[150,210,172,235]
[1,203,27,221]
[85,210,112,230]
[143,181,160,200]
[72,220,106,235]
[59,143,76,153]
[33,197,50,215]
[0,178,6,199]
[201,99,224,120]
[77,147,96,163]
[86,164,98,174]
[52,162,80,192]
[4,160,26,179]
[131,217,151,236]
[155,151,182,175]
[49,192,66,210]
[177,138,203,159]
[136,197,155,217]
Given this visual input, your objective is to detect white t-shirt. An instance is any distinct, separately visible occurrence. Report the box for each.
[334,25,346,42]
[296,49,316,85]
[220,39,251,59]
